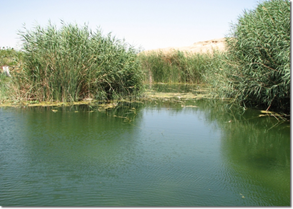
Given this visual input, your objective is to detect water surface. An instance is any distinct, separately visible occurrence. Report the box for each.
[0,86,290,206]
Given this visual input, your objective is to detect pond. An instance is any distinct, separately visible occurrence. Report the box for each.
[0,84,290,206]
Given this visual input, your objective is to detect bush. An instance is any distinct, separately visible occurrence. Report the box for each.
[17,21,144,102]
[224,0,290,112]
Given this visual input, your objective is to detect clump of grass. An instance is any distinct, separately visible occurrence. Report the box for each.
[215,0,290,113]
[138,50,224,84]
[0,47,24,67]
[0,73,11,101]
[17,21,144,102]
[0,47,24,102]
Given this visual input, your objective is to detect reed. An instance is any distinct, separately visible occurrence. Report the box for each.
[0,73,10,101]
[0,48,23,102]
[138,50,224,84]
[0,47,24,67]
[220,0,290,113]
[17,21,144,102]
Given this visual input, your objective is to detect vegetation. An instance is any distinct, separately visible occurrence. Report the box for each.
[0,47,23,101]
[210,0,290,113]
[138,50,224,84]
[0,73,10,101]
[0,0,290,115]
[138,0,290,114]
[0,47,24,67]
[15,21,144,102]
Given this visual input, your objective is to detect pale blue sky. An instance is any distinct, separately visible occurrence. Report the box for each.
[0,0,260,50]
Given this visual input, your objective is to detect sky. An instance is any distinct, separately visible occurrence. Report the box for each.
[0,0,261,51]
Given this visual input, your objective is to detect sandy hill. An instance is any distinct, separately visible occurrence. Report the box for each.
[141,38,226,55]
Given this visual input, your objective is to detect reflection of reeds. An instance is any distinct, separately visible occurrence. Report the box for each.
[16,21,144,102]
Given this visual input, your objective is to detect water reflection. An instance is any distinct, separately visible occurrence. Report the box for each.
[1,105,145,206]
[25,104,145,168]
[195,100,290,206]
[0,94,290,206]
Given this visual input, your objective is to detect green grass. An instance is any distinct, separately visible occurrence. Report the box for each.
[0,48,24,102]
[16,21,144,102]
[0,73,11,101]
[0,0,290,116]
[138,50,225,84]
[0,47,24,67]
[221,0,290,112]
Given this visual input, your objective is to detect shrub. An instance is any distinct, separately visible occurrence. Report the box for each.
[224,0,290,112]
[17,21,144,102]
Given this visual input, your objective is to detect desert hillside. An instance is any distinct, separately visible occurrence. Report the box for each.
[141,38,226,55]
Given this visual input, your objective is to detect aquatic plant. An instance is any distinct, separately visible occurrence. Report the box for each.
[0,47,24,67]
[17,21,144,102]
[138,50,224,84]
[219,0,290,113]
[0,73,11,101]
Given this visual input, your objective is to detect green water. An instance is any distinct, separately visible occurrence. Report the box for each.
[0,85,290,206]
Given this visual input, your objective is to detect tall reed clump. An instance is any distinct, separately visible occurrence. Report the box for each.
[217,0,290,113]
[138,50,223,84]
[17,21,144,102]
